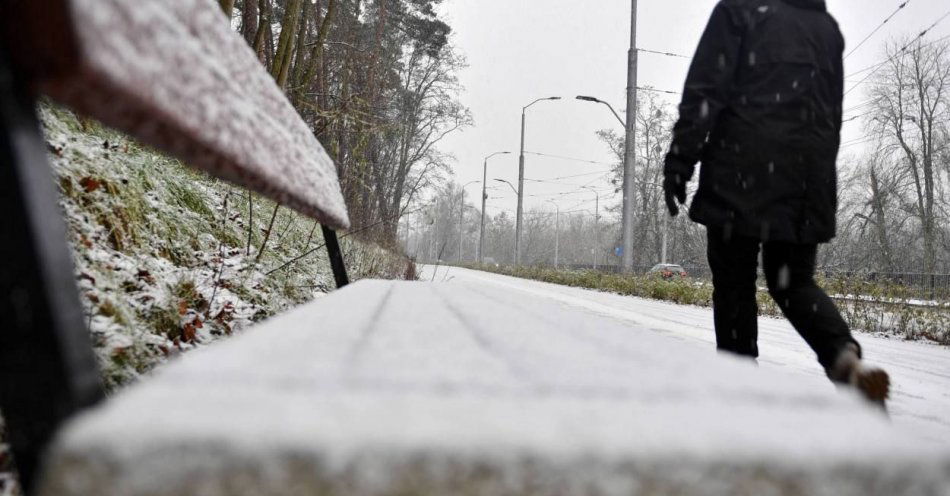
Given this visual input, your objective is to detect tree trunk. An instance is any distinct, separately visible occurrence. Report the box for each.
[252,0,269,62]
[271,0,304,89]
[289,0,312,106]
[301,0,338,109]
[868,167,895,272]
[241,0,258,46]
[218,0,236,20]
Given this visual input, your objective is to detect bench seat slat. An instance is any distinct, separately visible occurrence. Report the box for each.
[37,280,950,495]
[39,0,349,229]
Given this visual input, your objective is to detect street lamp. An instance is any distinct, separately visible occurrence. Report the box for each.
[546,200,560,270]
[576,95,626,127]
[494,178,519,196]
[582,186,600,271]
[517,96,561,265]
[480,152,510,263]
[577,94,634,271]
[459,181,480,264]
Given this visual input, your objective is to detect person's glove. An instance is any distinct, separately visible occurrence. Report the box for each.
[664,173,687,217]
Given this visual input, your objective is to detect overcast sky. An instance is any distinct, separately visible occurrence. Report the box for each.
[435,0,950,219]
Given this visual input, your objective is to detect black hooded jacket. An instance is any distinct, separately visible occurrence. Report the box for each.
[664,0,845,243]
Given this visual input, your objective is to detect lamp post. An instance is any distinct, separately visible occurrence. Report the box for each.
[546,200,560,269]
[480,152,510,263]
[494,178,518,196]
[576,95,625,271]
[517,96,561,266]
[576,95,626,127]
[459,181,480,263]
[582,186,600,271]
[622,0,639,273]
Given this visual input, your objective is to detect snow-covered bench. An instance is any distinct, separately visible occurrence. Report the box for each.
[36,279,950,495]
[0,0,348,492]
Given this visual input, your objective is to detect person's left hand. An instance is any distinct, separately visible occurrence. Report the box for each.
[664,173,687,217]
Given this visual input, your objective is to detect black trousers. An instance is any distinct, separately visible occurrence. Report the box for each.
[706,227,860,370]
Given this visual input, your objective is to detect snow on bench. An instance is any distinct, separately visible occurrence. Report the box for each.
[39,280,950,495]
[7,0,347,228]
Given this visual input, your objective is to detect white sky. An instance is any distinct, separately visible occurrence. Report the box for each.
[436,0,950,218]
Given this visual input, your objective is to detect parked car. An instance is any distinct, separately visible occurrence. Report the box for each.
[648,264,688,280]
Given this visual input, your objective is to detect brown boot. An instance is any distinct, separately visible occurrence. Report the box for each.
[827,344,890,408]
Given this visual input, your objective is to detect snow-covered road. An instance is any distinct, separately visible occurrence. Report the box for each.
[423,265,950,444]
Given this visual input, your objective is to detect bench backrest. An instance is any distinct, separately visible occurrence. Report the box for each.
[3,0,349,230]
[0,1,351,493]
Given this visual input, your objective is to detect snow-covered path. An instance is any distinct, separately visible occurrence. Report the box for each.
[423,265,950,444]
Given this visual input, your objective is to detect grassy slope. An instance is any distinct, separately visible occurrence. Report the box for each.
[40,104,412,389]
[2,105,412,496]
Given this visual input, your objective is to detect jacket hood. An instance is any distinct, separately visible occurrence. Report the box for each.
[782,0,827,10]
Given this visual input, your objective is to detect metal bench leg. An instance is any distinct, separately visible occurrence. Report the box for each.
[0,45,104,494]
[321,226,349,288]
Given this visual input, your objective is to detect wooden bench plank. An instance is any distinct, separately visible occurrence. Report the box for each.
[34,0,348,228]
[38,280,950,495]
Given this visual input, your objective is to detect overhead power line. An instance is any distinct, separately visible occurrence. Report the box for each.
[637,47,690,59]
[525,187,618,199]
[844,12,950,96]
[525,169,614,183]
[525,178,603,187]
[523,151,616,166]
[843,98,880,114]
[638,86,682,96]
[844,1,910,60]
[846,32,950,79]
[840,136,879,149]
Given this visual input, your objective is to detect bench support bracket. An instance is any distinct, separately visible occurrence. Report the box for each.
[0,44,104,495]
[321,226,350,288]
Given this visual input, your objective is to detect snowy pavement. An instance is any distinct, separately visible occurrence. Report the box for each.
[39,270,950,495]
[422,266,950,445]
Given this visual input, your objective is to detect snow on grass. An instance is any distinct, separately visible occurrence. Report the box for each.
[0,104,413,495]
[39,104,411,389]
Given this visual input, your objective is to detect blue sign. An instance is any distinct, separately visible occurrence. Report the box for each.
[614,246,623,257]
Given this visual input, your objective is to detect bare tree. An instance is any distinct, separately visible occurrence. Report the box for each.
[869,39,950,276]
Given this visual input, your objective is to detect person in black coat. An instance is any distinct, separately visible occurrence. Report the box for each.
[663,0,889,405]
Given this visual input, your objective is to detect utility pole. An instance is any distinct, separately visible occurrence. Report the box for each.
[458,196,464,264]
[480,152,510,263]
[621,0,638,273]
[547,200,559,269]
[583,186,600,271]
[517,97,560,266]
